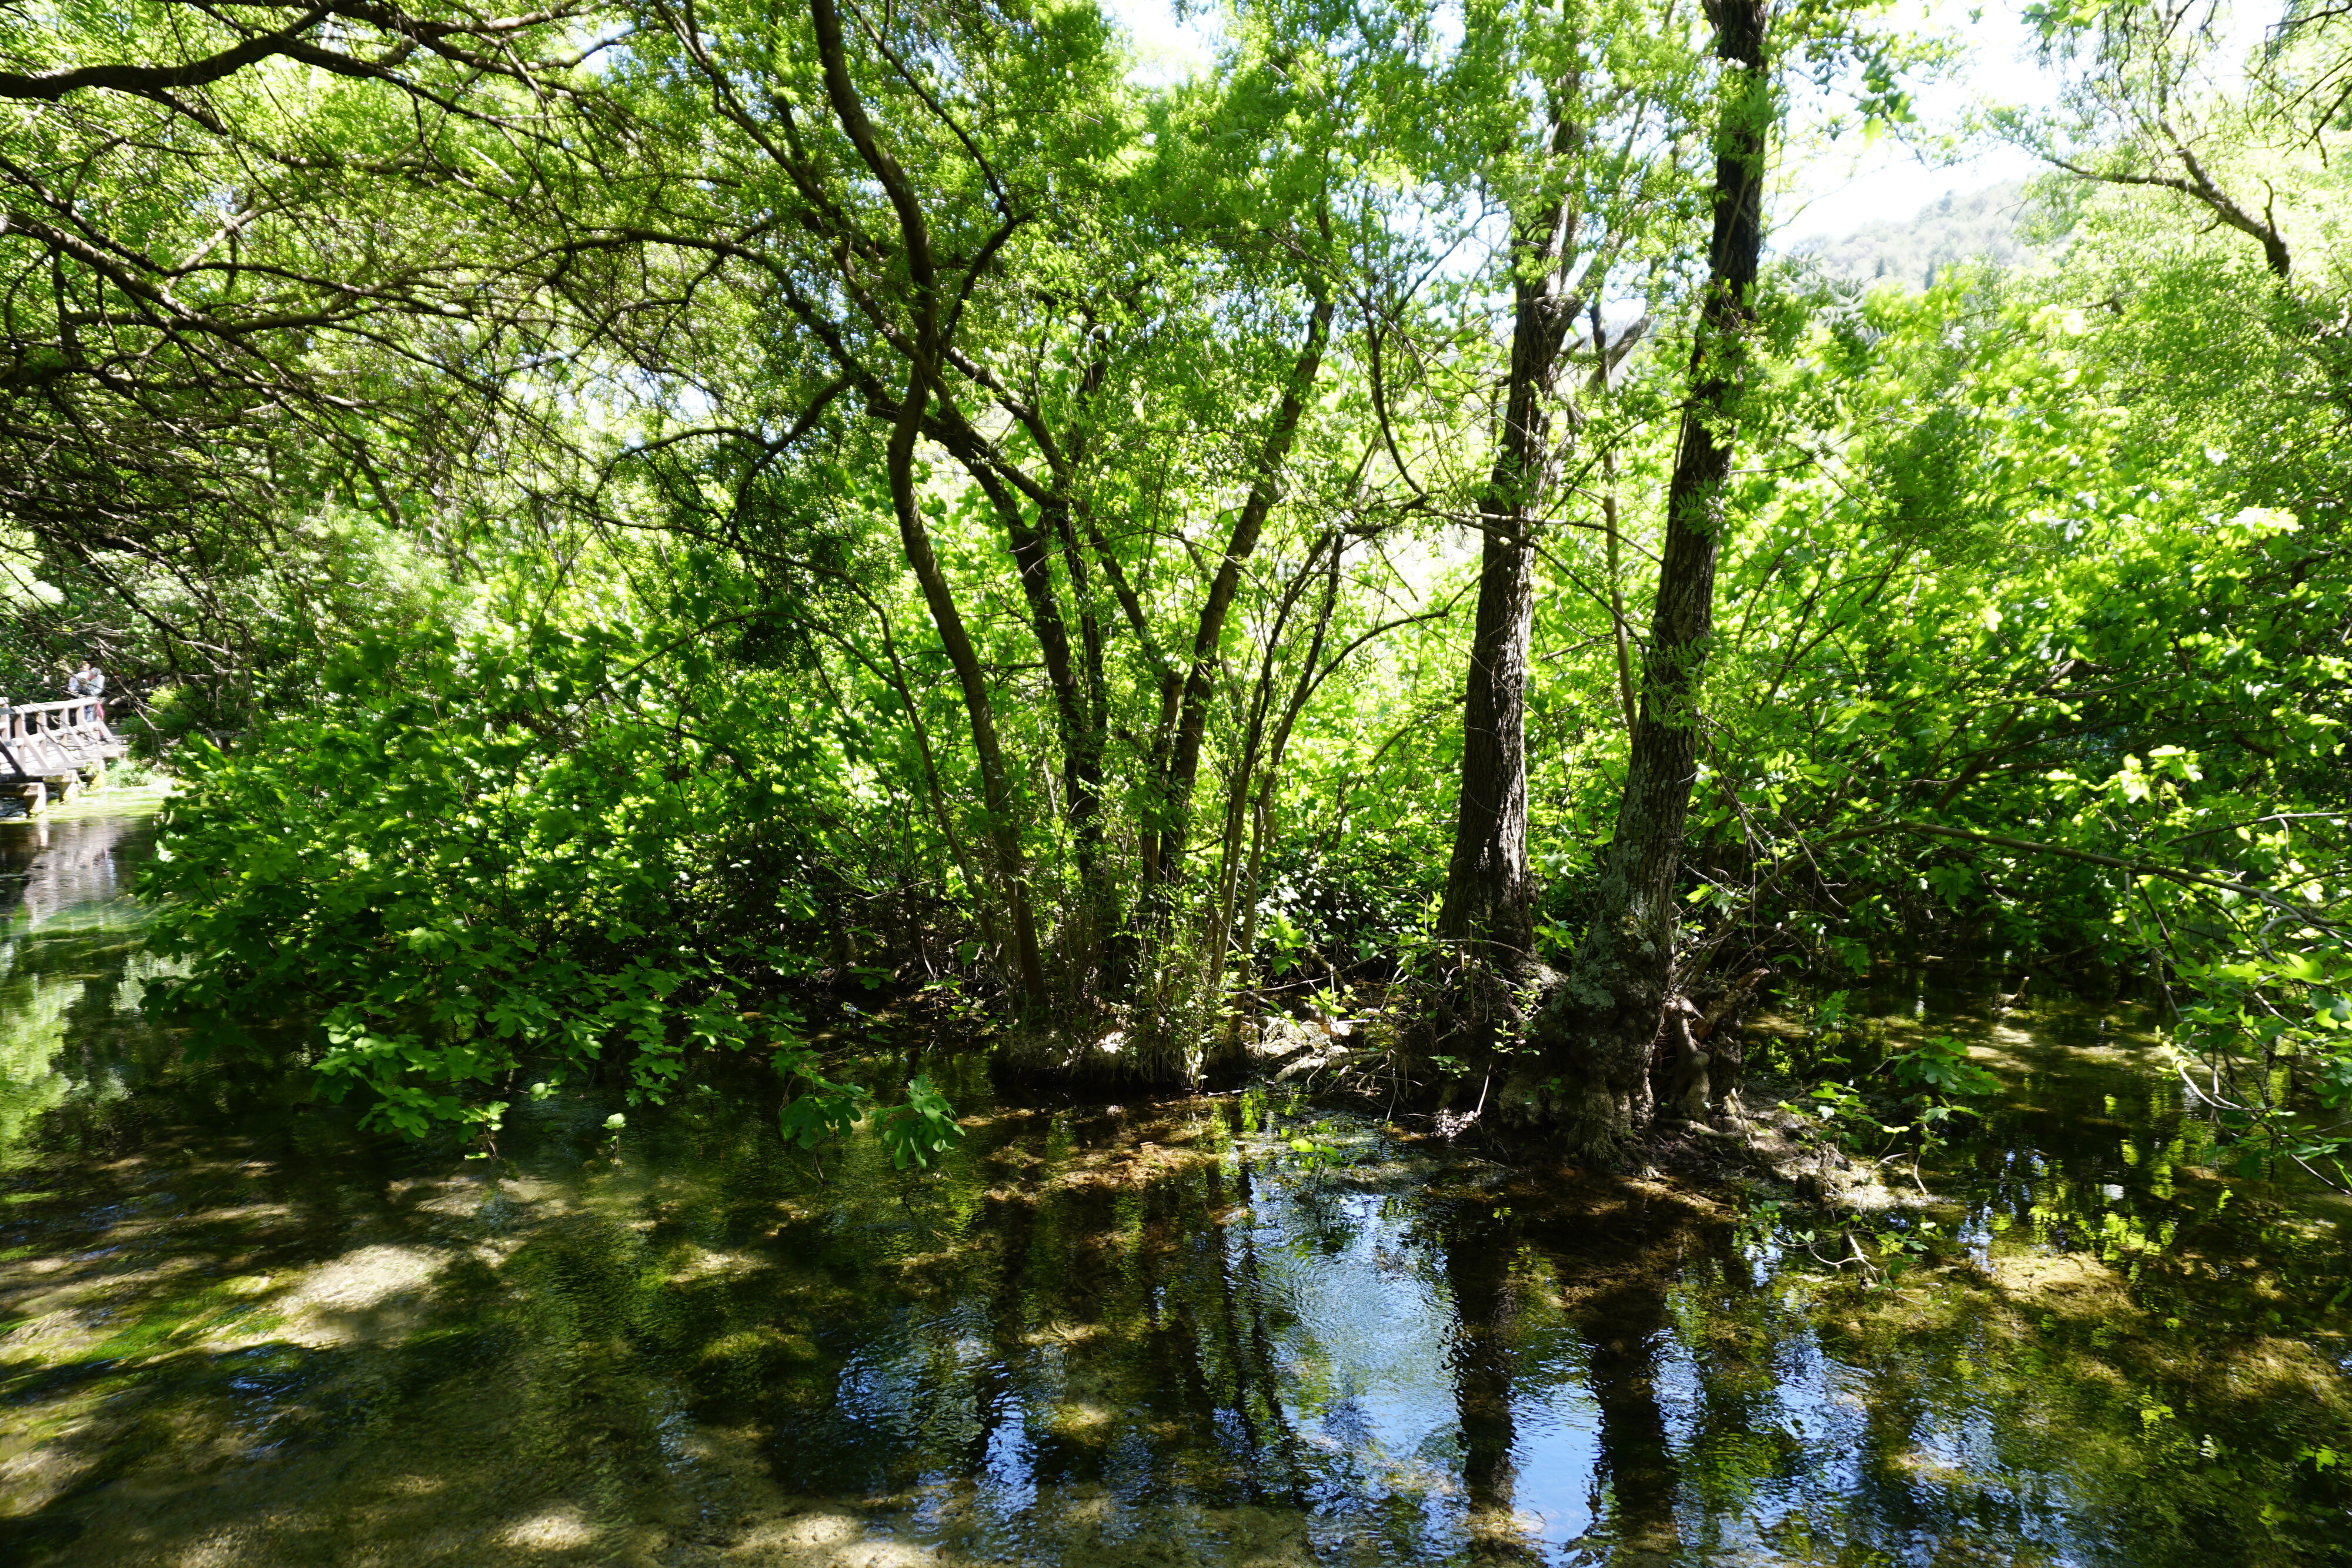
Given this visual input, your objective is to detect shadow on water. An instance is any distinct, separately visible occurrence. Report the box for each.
[0,810,2348,1564]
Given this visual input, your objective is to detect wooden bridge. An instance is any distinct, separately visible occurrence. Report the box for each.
[1,698,127,815]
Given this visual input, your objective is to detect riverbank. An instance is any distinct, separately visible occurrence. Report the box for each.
[0,780,171,831]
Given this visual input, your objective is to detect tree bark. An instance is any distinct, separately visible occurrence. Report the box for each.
[961,460,1102,912]
[1435,515,1539,962]
[1536,0,1770,1154]
[1211,532,1341,1005]
[877,373,1049,1010]
[1435,96,1586,968]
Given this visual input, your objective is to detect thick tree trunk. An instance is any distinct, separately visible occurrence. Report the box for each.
[1435,102,1585,968]
[1435,516,1539,960]
[1535,0,1770,1154]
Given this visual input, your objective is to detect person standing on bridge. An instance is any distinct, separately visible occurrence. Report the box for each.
[65,660,104,721]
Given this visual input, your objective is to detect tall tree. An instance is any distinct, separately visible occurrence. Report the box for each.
[1433,99,1581,972]
[1429,0,1695,1001]
[600,0,1387,1038]
[1535,0,1772,1152]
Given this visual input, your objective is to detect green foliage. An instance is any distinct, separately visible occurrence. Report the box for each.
[1780,1024,1997,1165]
[777,1069,873,1151]
[1889,1034,2002,1098]
[142,615,933,1147]
[8,0,2344,1178]
[0,0,604,705]
[2173,941,2352,1186]
[874,1076,966,1169]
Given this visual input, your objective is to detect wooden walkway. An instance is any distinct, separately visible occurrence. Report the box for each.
[1,698,128,815]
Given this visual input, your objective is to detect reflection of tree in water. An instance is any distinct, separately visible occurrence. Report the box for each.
[469,1107,2352,1568]
[731,1099,1332,1552]
[0,813,145,929]
[1656,1223,1795,1556]
[963,1107,1047,1491]
[0,949,81,1160]
[1439,1198,1525,1558]
[5,1035,2347,1568]
[0,814,163,1165]
[1005,1115,1319,1512]
[1462,1188,1694,1566]
[1575,1272,1684,1564]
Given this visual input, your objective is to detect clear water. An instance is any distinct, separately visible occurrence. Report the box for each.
[2,808,2348,1566]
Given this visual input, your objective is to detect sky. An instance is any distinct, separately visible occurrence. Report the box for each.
[1773,1,2056,245]
[1095,0,2265,248]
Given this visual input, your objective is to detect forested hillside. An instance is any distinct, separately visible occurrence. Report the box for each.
[1795,179,2036,286]
[1,0,2344,1184]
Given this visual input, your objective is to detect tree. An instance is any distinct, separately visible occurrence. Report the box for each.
[1525,0,1773,1152]
[1998,0,2352,283]
[0,1,616,707]
[587,0,1427,1055]
[1432,0,1696,982]
[71,0,2352,1176]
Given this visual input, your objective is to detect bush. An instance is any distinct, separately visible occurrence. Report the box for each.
[143,622,948,1160]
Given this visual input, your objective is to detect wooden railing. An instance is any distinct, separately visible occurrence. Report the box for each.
[1,695,127,806]
[4,696,108,735]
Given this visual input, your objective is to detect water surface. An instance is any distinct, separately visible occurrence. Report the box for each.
[2,810,2348,1565]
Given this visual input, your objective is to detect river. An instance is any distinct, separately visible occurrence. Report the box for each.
[2,805,2348,1565]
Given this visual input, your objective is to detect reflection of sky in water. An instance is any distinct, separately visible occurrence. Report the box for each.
[1259,1191,1460,1490]
[734,1098,2347,1568]
[0,810,2347,1567]
[1502,1373,1605,1547]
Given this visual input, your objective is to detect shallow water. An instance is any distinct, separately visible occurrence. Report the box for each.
[2,811,2348,1566]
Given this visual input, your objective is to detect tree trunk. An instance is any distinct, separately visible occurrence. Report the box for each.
[1211,534,1341,1005]
[1044,493,1112,924]
[810,0,1049,1011]
[1148,292,1334,895]
[1435,522,1539,962]
[1434,100,1585,968]
[880,375,1050,1012]
[1536,0,1770,1154]
[965,463,1105,974]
